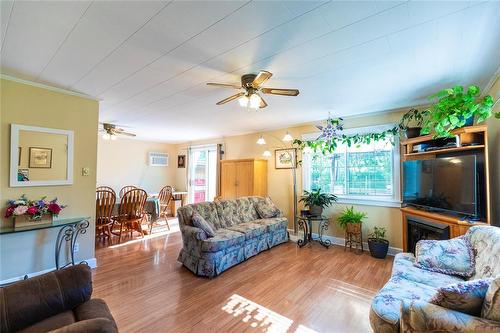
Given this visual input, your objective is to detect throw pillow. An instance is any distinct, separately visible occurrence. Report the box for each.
[192,213,215,238]
[256,198,280,219]
[430,279,492,316]
[482,276,500,321]
[414,236,475,278]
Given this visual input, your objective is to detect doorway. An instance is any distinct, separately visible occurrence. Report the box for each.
[188,145,218,204]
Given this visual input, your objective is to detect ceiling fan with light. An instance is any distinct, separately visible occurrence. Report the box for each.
[99,123,136,140]
[207,70,299,110]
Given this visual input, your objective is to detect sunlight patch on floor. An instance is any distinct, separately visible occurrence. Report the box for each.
[222,294,319,333]
[108,223,179,249]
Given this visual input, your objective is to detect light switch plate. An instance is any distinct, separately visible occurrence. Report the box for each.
[82,167,90,176]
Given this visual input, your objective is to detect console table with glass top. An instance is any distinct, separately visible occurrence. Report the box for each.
[297,215,331,248]
[0,217,90,270]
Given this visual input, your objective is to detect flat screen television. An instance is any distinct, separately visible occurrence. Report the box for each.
[403,155,480,218]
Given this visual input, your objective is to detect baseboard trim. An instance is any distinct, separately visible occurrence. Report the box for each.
[0,258,97,285]
[288,231,402,256]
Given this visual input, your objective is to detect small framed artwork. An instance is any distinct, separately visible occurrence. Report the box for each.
[275,148,296,169]
[177,155,186,168]
[18,147,21,166]
[18,169,29,181]
[29,147,52,168]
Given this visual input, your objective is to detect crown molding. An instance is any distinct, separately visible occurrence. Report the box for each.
[0,74,100,101]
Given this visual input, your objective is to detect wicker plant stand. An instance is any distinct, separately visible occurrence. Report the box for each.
[345,222,363,254]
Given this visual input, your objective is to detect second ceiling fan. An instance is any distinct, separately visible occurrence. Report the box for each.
[207,70,299,109]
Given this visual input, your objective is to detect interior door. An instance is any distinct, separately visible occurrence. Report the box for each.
[188,146,217,203]
[236,161,253,197]
[221,162,236,199]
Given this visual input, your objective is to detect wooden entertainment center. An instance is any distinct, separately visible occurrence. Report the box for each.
[400,125,490,252]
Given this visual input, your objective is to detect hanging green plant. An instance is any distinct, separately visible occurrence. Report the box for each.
[293,117,398,155]
[421,85,495,138]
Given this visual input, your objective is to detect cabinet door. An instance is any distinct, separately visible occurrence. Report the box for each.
[220,162,236,199]
[236,161,254,197]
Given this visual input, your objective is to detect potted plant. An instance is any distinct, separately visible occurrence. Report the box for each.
[336,206,366,234]
[398,108,425,139]
[4,195,66,228]
[421,85,495,138]
[368,226,389,259]
[299,188,337,216]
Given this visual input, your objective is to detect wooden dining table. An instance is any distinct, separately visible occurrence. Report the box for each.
[112,197,160,222]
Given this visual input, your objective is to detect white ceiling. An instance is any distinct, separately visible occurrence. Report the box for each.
[1,1,499,143]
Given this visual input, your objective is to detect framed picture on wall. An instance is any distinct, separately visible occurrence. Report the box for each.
[18,147,21,166]
[178,155,186,168]
[275,148,296,169]
[29,147,52,168]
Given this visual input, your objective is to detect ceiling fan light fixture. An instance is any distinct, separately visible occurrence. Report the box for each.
[102,133,111,140]
[256,135,266,145]
[238,95,249,107]
[262,150,272,158]
[282,131,293,142]
[110,134,117,141]
[249,93,261,109]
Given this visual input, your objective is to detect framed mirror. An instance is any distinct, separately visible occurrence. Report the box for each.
[10,124,74,187]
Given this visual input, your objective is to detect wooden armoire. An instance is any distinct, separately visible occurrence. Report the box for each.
[219,159,267,199]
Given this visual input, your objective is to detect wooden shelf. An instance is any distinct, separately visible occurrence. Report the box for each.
[404,145,485,158]
[400,124,487,145]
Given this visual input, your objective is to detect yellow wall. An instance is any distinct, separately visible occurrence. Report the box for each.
[0,78,99,281]
[97,137,177,194]
[177,110,407,249]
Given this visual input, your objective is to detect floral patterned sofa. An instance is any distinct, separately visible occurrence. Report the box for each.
[177,196,289,277]
[370,225,500,333]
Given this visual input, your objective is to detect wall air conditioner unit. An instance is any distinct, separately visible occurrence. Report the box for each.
[148,152,169,167]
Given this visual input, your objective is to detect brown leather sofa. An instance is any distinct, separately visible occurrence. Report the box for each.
[0,264,117,333]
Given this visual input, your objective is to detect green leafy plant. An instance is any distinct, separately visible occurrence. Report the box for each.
[299,188,337,209]
[336,206,367,230]
[369,226,386,240]
[421,85,495,138]
[398,108,425,131]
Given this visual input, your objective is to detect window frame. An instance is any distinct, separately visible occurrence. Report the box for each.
[302,124,401,208]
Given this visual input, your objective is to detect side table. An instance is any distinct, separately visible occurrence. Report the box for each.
[297,215,331,248]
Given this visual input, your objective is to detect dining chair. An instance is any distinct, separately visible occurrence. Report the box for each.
[97,186,116,197]
[150,185,173,234]
[112,188,147,243]
[95,189,116,245]
[119,185,137,198]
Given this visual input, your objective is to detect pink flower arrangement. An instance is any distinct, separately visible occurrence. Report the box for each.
[4,195,66,220]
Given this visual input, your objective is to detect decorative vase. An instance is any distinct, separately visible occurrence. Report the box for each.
[368,238,389,259]
[463,116,474,127]
[309,205,323,216]
[14,214,53,229]
[405,127,422,139]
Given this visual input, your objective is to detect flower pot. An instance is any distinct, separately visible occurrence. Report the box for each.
[368,238,389,259]
[346,222,362,234]
[405,127,422,139]
[14,214,53,229]
[309,205,323,216]
[463,116,474,127]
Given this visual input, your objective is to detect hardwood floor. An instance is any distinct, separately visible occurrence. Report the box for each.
[93,224,393,333]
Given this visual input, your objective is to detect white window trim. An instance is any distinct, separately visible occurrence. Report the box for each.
[301,124,401,208]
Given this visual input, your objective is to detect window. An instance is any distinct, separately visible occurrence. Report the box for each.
[302,125,401,207]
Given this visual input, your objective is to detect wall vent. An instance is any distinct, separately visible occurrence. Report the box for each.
[148,152,169,167]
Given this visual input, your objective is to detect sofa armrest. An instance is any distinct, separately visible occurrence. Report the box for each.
[400,300,500,333]
[49,318,118,333]
[0,264,92,333]
[181,225,207,241]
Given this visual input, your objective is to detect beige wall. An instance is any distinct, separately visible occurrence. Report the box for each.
[0,78,99,281]
[97,137,177,194]
[177,110,407,249]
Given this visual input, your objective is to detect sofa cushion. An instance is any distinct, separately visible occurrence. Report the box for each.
[371,277,437,326]
[482,276,500,321]
[415,236,475,278]
[17,311,75,333]
[392,253,464,288]
[235,197,259,223]
[200,228,245,252]
[430,278,492,316]
[467,226,500,279]
[227,222,267,240]
[192,213,216,238]
[252,217,288,233]
[215,199,241,227]
[180,202,223,229]
[255,197,280,218]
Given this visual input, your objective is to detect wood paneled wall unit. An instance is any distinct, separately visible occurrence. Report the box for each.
[220,159,267,199]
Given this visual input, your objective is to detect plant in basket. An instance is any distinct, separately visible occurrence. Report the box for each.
[5,195,66,228]
[336,206,366,234]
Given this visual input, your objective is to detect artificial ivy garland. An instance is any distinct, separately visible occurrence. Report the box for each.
[293,117,398,155]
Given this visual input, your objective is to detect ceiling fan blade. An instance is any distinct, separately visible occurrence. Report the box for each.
[258,94,267,109]
[207,82,241,89]
[261,88,299,96]
[116,131,136,137]
[251,70,273,88]
[216,92,245,105]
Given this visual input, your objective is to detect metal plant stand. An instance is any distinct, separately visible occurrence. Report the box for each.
[297,215,331,248]
[55,219,90,269]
